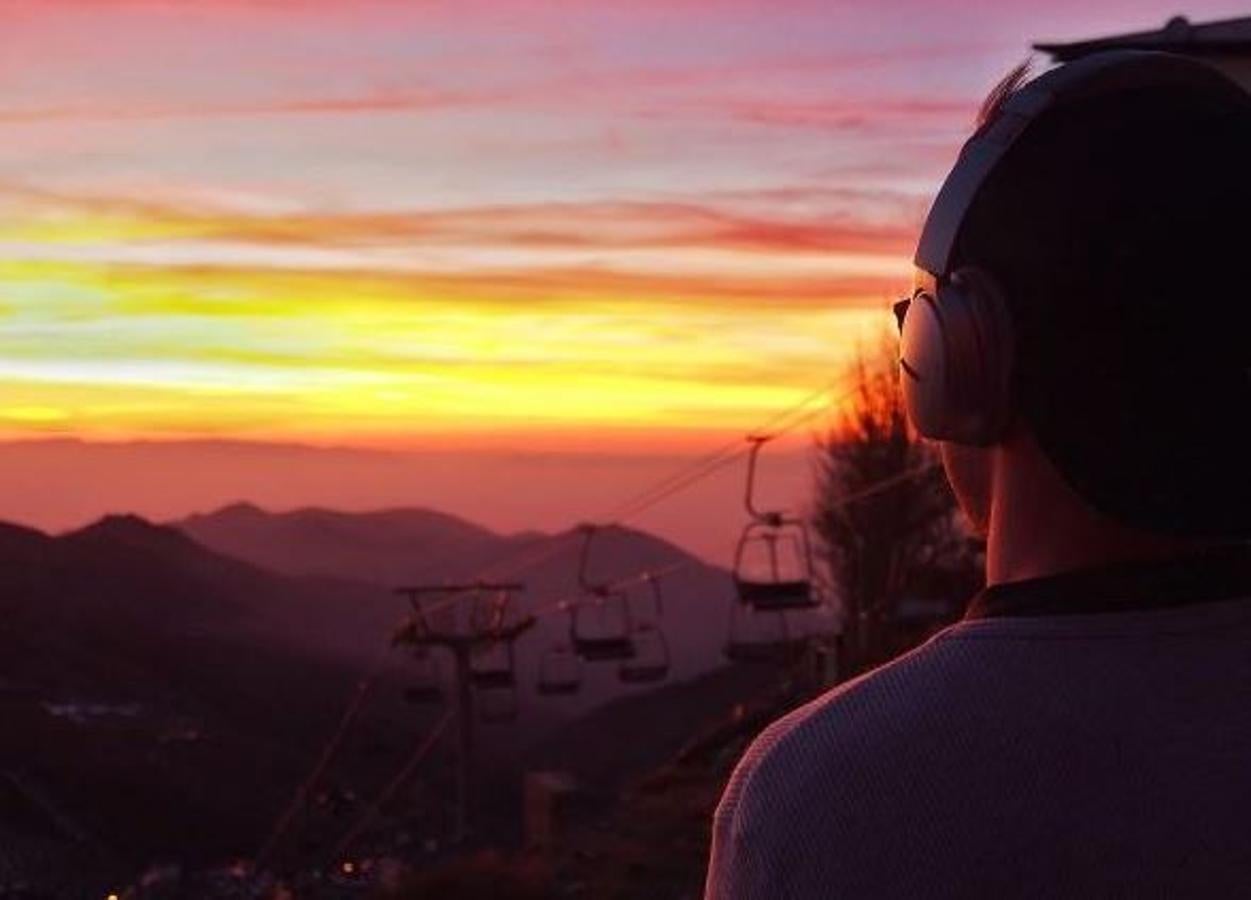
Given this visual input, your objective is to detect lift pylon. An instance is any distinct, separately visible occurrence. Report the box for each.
[392,581,533,842]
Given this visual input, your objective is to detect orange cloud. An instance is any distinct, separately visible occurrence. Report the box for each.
[644,96,974,131]
[1,182,919,265]
[0,89,502,126]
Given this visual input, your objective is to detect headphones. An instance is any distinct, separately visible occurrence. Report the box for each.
[898,50,1245,446]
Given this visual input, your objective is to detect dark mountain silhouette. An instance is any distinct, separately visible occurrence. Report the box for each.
[0,515,427,882]
[0,505,805,887]
[176,502,519,586]
[172,504,792,717]
[523,662,780,791]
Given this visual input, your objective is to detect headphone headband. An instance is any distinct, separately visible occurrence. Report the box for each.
[915,51,1245,277]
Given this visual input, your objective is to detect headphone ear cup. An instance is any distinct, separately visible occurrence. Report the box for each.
[899,291,951,440]
[951,267,1015,443]
[898,267,1014,445]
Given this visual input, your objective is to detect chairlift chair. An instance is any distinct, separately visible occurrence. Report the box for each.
[733,436,819,611]
[537,642,583,696]
[734,523,817,610]
[570,593,637,661]
[572,524,638,661]
[469,639,517,690]
[477,683,520,725]
[618,624,671,684]
[724,601,807,665]
[404,647,444,705]
[629,571,665,626]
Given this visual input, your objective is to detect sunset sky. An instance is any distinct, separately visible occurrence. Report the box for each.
[2,0,1247,558]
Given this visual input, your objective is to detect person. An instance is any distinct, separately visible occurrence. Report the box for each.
[704,50,1251,899]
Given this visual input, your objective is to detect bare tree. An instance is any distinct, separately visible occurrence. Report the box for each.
[812,335,981,675]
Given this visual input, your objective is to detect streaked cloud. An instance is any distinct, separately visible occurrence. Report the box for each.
[0,90,497,126]
[5,0,1242,456]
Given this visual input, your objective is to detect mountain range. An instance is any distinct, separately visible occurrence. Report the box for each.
[0,501,813,884]
[174,502,763,702]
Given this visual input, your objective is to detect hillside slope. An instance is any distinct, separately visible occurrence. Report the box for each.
[0,516,430,879]
[177,502,512,586]
[175,506,767,715]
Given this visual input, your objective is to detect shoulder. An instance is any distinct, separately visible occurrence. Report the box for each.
[725,628,980,816]
[707,628,986,898]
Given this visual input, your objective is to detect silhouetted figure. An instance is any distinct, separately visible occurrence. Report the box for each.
[706,51,1251,898]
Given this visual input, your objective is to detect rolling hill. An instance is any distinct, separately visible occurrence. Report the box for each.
[0,515,433,884]
[173,503,806,714]
[176,502,516,587]
[0,504,832,889]
[175,503,840,718]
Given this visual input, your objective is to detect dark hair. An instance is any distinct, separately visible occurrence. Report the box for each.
[975,59,1033,132]
[956,64,1251,538]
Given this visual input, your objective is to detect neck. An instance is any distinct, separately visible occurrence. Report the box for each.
[985,447,1205,586]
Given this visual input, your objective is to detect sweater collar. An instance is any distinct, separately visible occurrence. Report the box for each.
[965,544,1251,620]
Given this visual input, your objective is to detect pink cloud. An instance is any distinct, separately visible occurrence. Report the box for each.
[642,95,975,131]
[0,88,506,126]
[3,180,921,267]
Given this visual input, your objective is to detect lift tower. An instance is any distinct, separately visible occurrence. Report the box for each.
[392,582,533,842]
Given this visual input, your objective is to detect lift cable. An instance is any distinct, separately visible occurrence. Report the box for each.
[252,647,400,874]
[399,380,854,623]
[252,374,917,870]
[304,457,941,872]
[604,378,850,524]
[326,707,456,869]
[612,396,845,527]
[524,461,940,624]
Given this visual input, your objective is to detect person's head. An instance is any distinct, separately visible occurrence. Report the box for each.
[898,52,1251,566]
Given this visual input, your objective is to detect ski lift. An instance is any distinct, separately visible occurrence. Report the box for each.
[395,587,434,643]
[404,647,444,705]
[724,602,807,665]
[477,683,519,725]
[470,583,517,635]
[570,596,637,661]
[537,641,583,696]
[619,624,671,685]
[630,571,665,626]
[469,638,516,690]
[471,588,523,720]
[734,435,818,611]
[571,525,637,661]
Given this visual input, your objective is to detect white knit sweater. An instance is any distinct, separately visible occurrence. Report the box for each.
[706,596,1251,898]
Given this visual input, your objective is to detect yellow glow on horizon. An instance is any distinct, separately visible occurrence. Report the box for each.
[0,209,900,447]
[0,405,68,423]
